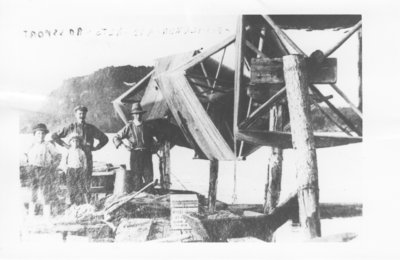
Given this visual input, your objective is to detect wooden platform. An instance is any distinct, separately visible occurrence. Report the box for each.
[237,130,362,149]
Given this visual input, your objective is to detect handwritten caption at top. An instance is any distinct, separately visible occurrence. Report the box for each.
[23,26,232,39]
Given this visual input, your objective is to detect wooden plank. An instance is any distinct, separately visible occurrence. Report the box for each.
[159,141,171,190]
[246,40,268,58]
[237,130,362,149]
[264,104,283,214]
[358,29,362,112]
[234,16,245,139]
[283,54,321,239]
[323,21,362,58]
[116,70,154,103]
[208,160,219,213]
[239,87,286,130]
[155,72,235,160]
[250,57,337,84]
[328,83,362,119]
[250,58,283,84]
[176,34,236,72]
[310,98,353,136]
[309,85,362,136]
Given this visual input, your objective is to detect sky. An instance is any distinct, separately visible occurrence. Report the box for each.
[0,0,362,112]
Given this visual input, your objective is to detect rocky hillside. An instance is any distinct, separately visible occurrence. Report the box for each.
[20,65,153,133]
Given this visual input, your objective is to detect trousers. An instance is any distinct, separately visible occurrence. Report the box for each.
[27,166,57,205]
[129,149,153,192]
[66,167,87,205]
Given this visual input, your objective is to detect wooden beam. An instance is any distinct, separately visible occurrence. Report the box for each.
[264,104,283,214]
[323,21,362,58]
[246,40,268,58]
[358,29,362,112]
[263,15,306,55]
[237,130,362,149]
[159,141,171,190]
[250,57,337,84]
[115,70,154,103]
[207,47,227,112]
[283,54,321,239]
[185,73,233,85]
[310,97,353,136]
[239,87,286,129]
[208,160,219,213]
[176,34,235,72]
[309,85,362,136]
[328,83,363,119]
[112,101,129,125]
[234,15,246,146]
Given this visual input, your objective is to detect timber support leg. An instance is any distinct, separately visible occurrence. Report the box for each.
[283,54,321,239]
[264,105,283,214]
[208,159,219,214]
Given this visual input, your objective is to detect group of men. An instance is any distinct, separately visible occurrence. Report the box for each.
[24,103,156,217]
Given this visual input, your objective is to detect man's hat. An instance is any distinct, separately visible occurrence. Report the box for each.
[32,123,49,134]
[67,133,82,143]
[74,105,88,113]
[130,103,146,114]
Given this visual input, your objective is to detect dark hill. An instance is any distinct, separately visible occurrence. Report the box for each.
[20,65,153,133]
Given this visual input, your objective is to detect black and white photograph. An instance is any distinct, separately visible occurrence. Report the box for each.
[1,0,400,259]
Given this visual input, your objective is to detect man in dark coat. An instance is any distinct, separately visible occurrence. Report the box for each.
[113,103,156,192]
[51,105,109,194]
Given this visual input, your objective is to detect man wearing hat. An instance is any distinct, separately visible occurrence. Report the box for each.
[113,102,156,191]
[51,105,109,195]
[25,123,61,217]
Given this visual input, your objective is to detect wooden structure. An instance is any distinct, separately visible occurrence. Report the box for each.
[113,15,362,240]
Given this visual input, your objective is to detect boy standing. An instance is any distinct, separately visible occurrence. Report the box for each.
[65,133,88,205]
[25,123,61,218]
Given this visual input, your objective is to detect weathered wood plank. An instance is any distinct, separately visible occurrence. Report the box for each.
[358,30,362,112]
[155,72,235,160]
[237,130,362,149]
[234,16,245,139]
[208,160,219,213]
[323,21,362,58]
[176,34,235,72]
[250,57,337,84]
[264,104,283,214]
[309,85,362,136]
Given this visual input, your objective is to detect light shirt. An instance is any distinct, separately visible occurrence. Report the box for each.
[66,147,87,169]
[26,141,60,167]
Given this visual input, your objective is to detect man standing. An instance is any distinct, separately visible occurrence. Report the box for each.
[51,105,109,194]
[113,103,155,192]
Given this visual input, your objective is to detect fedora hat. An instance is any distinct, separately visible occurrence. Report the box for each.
[130,103,146,114]
[74,105,88,113]
[32,123,49,134]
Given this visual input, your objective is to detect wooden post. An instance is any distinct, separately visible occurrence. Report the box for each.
[159,141,171,190]
[358,29,362,112]
[113,165,128,195]
[264,104,283,214]
[208,159,219,213]
[233,15,245,139]
[283,55,321,239]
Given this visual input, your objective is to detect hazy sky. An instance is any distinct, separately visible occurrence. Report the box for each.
[0,0,360,110]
